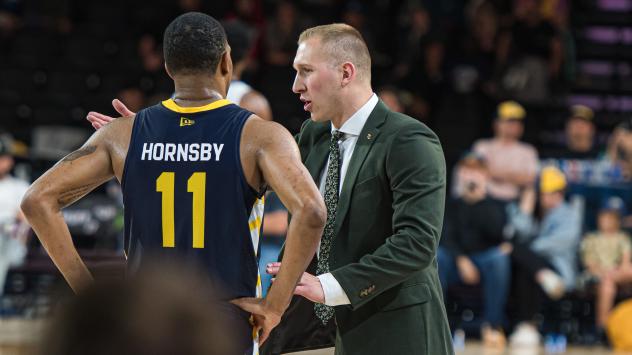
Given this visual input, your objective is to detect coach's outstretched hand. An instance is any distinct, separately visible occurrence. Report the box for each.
[86,99,134,129]
[230,297,282,344]
[266,262,325,304]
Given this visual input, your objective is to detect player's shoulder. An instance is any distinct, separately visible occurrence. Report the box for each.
[96,115,136,153]
[102,115,136,136]
[242,114,295,146]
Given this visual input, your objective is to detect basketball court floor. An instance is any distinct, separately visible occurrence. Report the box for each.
[0,318,622,355]
[290,345,619,355]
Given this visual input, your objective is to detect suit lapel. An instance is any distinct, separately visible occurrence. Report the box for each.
[333,101,388,236]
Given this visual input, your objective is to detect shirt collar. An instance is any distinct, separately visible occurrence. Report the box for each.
[331,93,378,137]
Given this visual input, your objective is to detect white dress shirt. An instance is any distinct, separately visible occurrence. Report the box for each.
[316,93,378,306]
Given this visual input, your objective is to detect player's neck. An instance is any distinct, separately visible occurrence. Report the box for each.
[172,76,227,106]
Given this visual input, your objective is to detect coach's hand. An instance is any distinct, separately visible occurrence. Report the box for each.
[86,99,135,130]
[230,297,282,344]
[267,262,325,304]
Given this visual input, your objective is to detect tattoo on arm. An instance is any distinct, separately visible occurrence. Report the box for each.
[57,182,100,208]
[61,146,97,162]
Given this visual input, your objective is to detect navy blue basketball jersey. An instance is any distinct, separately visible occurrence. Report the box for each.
[121,98,264,302]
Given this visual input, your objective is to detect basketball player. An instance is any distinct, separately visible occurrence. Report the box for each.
[20,12,326,354]
[86,20,271,129]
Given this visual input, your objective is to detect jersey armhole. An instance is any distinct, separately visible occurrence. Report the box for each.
[235,111,263,200]
[121,114,142,191]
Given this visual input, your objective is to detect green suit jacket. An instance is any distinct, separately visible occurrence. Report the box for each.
[264,100,453,355]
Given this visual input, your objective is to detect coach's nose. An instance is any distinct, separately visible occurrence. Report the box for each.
[292,73,304,94]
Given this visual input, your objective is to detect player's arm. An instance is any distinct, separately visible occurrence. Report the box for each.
[233,118,326,342]
[20,121,123,293]
[256,121,325,309]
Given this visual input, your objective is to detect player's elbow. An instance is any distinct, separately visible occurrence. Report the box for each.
[20,186,49,221]
[298,197,327,230]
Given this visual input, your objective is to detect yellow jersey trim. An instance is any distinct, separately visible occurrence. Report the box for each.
[161,98,232,113]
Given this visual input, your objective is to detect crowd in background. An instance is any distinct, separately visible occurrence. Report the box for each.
[2,0,632,350]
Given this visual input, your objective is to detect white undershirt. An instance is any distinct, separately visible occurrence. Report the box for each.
[316,93,378,306]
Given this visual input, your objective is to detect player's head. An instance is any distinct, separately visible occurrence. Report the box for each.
[163,12,232,85]
[292,23,371,122]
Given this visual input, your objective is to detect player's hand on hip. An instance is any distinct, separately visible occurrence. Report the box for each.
[230,297,282,344]
[267,262,325,304]
[86,99,136,130]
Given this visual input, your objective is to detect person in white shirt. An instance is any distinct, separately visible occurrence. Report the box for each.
[0,134,30,298]
[224,19,273,122]
[472,101,539,202]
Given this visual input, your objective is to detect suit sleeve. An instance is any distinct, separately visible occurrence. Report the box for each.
[331,123,446,309]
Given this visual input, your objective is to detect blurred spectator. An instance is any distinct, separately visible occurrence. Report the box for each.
[377,86,404,113]
[496,0,562,102]
[472,101,538,202]
[438,153,511,348]
[580,197,632,328]
[178,0,203,12]
[259,192,288,296]
[117,87,146,114]
[393,3,444,122]
[435,1,501,163]
[264,1,305,67]
[138,34,163,74]
[563,105,599,159]
[341,1,377,60]
[224,19,272,121]
[0,0,22,36]
[507,166,581,347]
[607,117,632,179]
[40,261,237,355]
[544,105,600,159]
[0,133,29,299]
[258,0,309,133]
[447,1,499,97]
[229,0,265,29]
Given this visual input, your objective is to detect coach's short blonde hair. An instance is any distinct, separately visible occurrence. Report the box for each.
[298,23,371,82]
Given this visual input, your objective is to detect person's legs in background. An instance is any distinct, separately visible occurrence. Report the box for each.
[596,267,632,328]
[470,246,511,348]
[437,246,462,300]
[471,247,511,327]
[509,243,562,348]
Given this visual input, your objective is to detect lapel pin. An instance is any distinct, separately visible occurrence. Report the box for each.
[366,133,373,140]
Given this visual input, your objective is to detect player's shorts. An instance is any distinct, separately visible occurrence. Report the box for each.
[219,302,259,355]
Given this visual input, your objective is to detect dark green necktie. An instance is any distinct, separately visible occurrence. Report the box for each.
[315,130,344,324]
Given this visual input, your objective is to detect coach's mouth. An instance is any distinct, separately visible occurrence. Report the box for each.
[300,98,312,112]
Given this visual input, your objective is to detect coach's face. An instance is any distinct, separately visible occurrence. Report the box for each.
[292,37,342,123]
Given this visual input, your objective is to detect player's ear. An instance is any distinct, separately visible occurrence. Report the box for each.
[219,45,232,77]
[164,63,174,79]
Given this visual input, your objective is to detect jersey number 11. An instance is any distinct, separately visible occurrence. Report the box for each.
[156,172,206,248]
